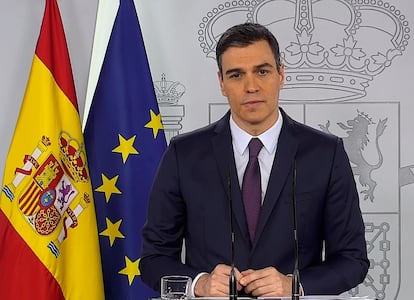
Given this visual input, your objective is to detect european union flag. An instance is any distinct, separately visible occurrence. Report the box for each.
[84,0,166,299]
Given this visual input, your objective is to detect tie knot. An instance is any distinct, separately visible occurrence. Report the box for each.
[248,138,263,158]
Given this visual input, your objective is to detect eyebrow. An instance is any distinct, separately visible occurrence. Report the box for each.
[224,62,275,76]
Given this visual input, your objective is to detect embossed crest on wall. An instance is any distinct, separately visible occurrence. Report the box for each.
[193,1,412,299]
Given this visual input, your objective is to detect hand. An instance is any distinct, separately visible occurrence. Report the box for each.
[239,266,292,297]
[194,264,243,296]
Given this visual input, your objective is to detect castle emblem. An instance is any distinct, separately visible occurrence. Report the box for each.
[154,73,186,143]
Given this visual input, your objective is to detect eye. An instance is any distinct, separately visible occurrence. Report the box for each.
[228,72,241,79]
[258,69,270,75]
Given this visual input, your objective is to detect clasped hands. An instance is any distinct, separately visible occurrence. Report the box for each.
[194,264,292,297]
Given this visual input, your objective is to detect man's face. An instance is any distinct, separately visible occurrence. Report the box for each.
[218,40,284,135]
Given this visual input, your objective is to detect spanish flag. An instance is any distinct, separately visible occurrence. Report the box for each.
[0,0,104,299]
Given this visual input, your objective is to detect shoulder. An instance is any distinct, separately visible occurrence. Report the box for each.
[169,111,230,146]
[282,109,340,145]
[280,109,343,159]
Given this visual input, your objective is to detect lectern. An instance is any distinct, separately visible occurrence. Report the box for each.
[151,296,377,300]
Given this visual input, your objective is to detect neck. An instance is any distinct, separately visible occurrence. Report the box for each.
[232,110,279,136]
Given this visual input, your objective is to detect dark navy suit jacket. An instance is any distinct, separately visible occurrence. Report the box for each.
[140,109,369,296]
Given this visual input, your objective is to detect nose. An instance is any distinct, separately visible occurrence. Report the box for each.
[244,74,259,93]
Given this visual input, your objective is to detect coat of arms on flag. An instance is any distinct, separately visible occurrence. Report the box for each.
[3,132,92,258]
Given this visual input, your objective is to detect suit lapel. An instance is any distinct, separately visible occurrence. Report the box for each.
[211,110,301,250]
[211,112,250,244]
[253,110,299,249]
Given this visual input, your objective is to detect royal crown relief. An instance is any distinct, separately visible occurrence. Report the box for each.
[198,0,410,101]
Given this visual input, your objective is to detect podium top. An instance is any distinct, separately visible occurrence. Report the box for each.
[259,297,377,300]
[151,297,377,300]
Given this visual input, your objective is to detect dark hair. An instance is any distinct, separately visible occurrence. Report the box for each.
[215,23,282,75]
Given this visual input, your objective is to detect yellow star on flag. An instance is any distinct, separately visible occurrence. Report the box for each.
[95,174,122,202]
[112,134,139,163]
[144,109,163,138]
[100,218,125,246]
[119,256,140,285]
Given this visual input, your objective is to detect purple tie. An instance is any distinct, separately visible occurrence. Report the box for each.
[242,138,263,243]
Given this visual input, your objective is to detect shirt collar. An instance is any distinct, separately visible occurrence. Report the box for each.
[229,110,283,156]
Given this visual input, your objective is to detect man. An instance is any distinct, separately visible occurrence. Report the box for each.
[140,23,369,297]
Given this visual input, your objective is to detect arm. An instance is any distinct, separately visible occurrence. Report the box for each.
[139,139,199,291]
[140,139,244,295]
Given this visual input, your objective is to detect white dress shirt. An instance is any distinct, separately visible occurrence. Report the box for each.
[230,110,283,201]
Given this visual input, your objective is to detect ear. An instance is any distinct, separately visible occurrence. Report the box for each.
[218,71,227,97]
[279,64,285,88]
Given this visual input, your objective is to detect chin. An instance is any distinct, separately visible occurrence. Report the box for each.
[243,111,266,121]
[245,117,266,126]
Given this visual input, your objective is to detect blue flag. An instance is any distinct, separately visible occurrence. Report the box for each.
[84,0,166,299]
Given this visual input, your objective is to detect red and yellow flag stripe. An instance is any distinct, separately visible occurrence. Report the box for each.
[0,0,104,299]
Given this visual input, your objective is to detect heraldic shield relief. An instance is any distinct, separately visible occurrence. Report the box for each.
[309,103,400,300]
[2,132,91,258]
[193,0,411,299]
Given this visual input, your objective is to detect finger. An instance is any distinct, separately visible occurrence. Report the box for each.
[205,274,228,296]
[240,268,254,276]
[246,270,291,297]
[215,264,234,277]
[211,267,236,295]
[247,278,284,297]
[262,266,280,276]
[240,269,260,286]
[233,268,244,291]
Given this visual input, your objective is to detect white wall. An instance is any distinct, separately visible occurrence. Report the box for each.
[0,0,98,167]
[1,1,413,299]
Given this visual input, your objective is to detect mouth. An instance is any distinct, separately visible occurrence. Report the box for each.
[243,100,264,108]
